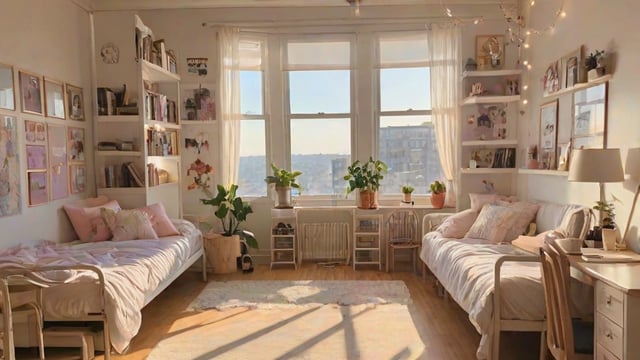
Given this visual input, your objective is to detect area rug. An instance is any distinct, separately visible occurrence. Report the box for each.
[147,280,425,360]
[188,280,412,310]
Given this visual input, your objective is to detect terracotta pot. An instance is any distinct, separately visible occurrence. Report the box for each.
[358,190,378,209]
[430,192,446,209]
[402,193,412,203]
[204,233,241,274]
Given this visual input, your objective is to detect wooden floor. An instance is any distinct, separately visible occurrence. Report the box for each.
[17,261,542,360]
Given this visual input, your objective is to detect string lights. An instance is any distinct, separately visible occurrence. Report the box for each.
[439,0,484,25]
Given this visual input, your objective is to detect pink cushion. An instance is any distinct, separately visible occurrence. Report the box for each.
[101,208,158,241]
[437,209,479,238]
[138,203,180,237]
[63,200,121,241]
[469,193,500,211]
[465,204,519,243]
[501,201,541,242]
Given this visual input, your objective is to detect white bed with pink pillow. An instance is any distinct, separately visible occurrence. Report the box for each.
[0,196,206,357]
[419,195,592,360]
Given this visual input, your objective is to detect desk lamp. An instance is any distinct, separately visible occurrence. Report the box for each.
[623,148,640,245]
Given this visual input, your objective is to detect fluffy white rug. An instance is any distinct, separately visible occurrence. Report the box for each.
[188,280,412,310]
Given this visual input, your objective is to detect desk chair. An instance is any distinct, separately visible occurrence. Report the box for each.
[539,242,593,360]
[386,210,419,273]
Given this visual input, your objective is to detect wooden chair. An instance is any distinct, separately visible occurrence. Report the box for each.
[539,242,593,359]
[386,210,419,273]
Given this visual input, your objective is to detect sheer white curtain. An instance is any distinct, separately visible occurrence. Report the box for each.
[217,27,241,186]
[427,24,461,207]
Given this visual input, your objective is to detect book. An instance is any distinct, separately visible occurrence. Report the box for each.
[126,162,144,187]
[580,248,640,263]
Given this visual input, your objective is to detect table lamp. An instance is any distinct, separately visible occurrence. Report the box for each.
[622,148,640,244]
[568,148,624,228]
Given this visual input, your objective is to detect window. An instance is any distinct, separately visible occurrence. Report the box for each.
[377,33,443,194]
[285,38,352,195]
[237,38,267,197]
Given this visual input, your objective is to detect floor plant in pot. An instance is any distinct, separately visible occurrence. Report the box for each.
[201,184,258,273]
[264,163,302,209]
[429,180,446,209]
[344,157,388,209]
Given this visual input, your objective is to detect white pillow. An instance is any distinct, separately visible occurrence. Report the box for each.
[436,209,479,238]
[101,208,158,241]
[501,201,541,242]
[465,204,518,243]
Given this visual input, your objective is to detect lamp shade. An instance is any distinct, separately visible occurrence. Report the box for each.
[568,148,624,183]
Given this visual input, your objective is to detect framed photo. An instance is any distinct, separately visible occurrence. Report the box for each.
[67,127,85,162]
[476,35,505,70]
[18,70,43,115]
[47,124,68,200]
[470,149,495,168]
[0,63,15,110]
[539,100,558,169]
[561,46,583,89]
[0,115,21,216]
[26,145,47,170]
[25,120,46,144]
[542,60,560,97]
[557,141,571,171]
[572,82,607,149]
[44,78,66,119]
[28,171,48,206]
[66,84,84,121]
[69,164,86,194]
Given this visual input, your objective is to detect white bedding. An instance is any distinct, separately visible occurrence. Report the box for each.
[0,219,202,354]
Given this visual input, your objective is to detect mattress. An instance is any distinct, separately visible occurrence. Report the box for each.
[0,219,202,354]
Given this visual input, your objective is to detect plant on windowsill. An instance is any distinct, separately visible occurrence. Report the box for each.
[401,185,414,203]
[264,163,302,209]
[344,157,388,209]
[429,180,446,209]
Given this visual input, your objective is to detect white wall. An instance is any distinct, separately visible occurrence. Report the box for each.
[0,0,93,247]
[519,0,640,250]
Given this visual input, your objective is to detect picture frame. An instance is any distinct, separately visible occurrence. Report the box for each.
[0,63,15,110]
[572,82,608,149]
[69,164,86,194]
[19,70,43,115]
[25,119,46,144]
[66,84,84,121]
[0,115,21,216]
[67,127,85,162]
[47,124,68,200]
[26,145,47,170]
[28,171,48,206]
[44,78,66,119]
[561,46,583,89]
[539,100,559,169]
[557,141,571,171]
[542,60,560,97]
[476,35,505,70]
[470,149,495,168]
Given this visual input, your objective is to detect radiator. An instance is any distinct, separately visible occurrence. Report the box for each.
[300,222,350,264]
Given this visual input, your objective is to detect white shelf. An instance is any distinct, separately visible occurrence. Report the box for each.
[461,95,521,105]
[97,115,138,123]
[141,59,180,83]
[145,119,180,129]
[462,69,522,78]
[181,120,217,125]
[97,187,145,194]
[148,155,180,160]
[461,139,518,147]
[518,169,569,177]
[460,168,517,174]
[96,150,142,157]
[149,182,179,189]
[542,74,612,101]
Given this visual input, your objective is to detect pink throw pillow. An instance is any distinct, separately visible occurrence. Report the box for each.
[63,200,121,242]
[101,208,158,241]
[437,209,479,238]
[138,203,180,237]
[465,204,518,243]
[501,201,541,242]
[469,193,499,211]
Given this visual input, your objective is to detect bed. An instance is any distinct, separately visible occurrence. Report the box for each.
[0,216,206,358]
[420,199,592,360]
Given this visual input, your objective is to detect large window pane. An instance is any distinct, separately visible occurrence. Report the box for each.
[291,118,350,195]
[237,119,266,196]
[289,70,350,114]
[379,115,442,194]
[380,68,430,111]
[240,71,263,116]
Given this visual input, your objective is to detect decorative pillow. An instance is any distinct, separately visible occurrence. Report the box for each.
[465,204,519,243]
[501,201,541,242]
[436,209,479,238]
[101,208,158,241]
[63,200,121,242]
[138,203,180,237]
[469,193,500,211]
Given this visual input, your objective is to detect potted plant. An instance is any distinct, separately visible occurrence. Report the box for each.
[344,157,388,209]
[401,185,414,203]
[430,180,446,209]
[201,184,258,273]
[585,49,606,80]
[264,163,302,209]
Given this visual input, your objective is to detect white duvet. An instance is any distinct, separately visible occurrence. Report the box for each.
[0,219,202,354]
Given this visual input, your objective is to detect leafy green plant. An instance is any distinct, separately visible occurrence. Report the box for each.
[343,157,388,194]
[401,185,414,194]
[201,184,258,248]
[264,163,302,191]
[593,200,616,228]
[430,180,446,194]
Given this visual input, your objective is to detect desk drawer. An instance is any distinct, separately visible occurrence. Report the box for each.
[596,282,624,325]
[596,343,621,360]
[596,312,623,359]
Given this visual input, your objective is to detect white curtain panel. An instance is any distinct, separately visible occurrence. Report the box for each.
[427,24,461,207]
[217,27,242,186]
